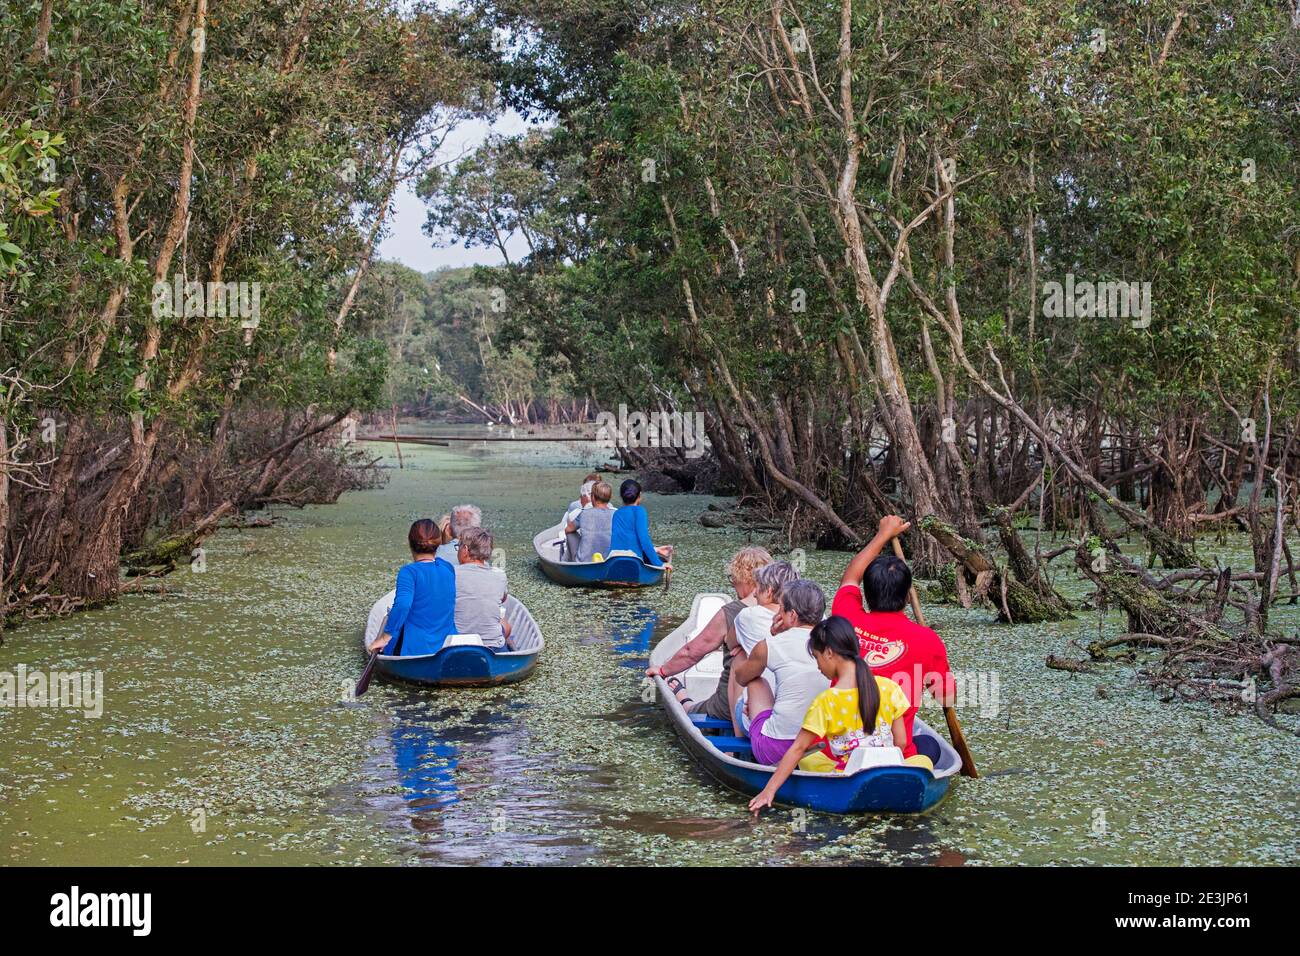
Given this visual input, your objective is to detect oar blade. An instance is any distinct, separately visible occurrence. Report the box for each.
[354,651,380,698]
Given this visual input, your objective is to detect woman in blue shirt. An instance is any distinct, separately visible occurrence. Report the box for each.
[366,519,457,656]
[609,479,674,571]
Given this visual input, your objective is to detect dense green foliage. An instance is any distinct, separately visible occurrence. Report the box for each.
[436,0,1299,573]
[0,0,490,613]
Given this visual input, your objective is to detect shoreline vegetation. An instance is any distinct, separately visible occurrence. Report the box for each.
[1,3,1297,735]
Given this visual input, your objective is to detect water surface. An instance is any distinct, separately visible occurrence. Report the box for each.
[1,438,1296,865]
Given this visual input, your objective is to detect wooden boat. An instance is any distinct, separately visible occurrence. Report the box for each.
[650,592,962,814]
[362,589,544,687]
[532,522,665,588]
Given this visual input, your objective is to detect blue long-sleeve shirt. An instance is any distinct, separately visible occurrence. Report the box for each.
[383,558,457,656]
[609,504,663,567]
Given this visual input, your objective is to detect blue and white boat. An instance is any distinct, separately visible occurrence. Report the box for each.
[532,523,665,588]
[650,593,961,814]
[363,590,544,687]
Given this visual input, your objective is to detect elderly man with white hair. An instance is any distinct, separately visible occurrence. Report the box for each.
[435,503,483,564]
[560,472,602,560]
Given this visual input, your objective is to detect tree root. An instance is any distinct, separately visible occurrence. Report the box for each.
[923,515,1072,623]
[1073,540,1298,736]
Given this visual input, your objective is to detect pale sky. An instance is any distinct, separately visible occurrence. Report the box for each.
[377,110,534,273]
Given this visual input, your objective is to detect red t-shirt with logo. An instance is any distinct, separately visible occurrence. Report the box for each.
[830,584,954,758]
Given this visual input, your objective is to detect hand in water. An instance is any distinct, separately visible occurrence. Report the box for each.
[748,789,775,817]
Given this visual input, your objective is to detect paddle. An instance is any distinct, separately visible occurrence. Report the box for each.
[891,537,980,779]
[354,650,380,698]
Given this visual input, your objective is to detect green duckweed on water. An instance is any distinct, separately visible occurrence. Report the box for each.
[1,438,1297,866]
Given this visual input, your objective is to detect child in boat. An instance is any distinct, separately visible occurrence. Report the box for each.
[608,478,673,571]
[747,615,916,817]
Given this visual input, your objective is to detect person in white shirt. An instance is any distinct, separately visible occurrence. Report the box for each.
[560,473,602,560]
[732,579,830,766]
[435,504,482,563]
[726,560,797,736]
[565,480,617,561]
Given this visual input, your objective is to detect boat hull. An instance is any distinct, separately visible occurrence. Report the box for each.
[666,712,953,813]
[532,524,664,588]
[376,646,539,687]
[650,593,961,815]
[363,592,544,688]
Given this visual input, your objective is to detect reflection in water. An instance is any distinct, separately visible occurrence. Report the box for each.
[608,605,659,668]
[357,691,598,865]
[388,699,483,812]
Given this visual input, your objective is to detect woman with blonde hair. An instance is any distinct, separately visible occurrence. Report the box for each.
[647,546,772,720]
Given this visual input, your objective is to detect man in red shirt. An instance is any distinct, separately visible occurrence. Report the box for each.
[832,515,955,764]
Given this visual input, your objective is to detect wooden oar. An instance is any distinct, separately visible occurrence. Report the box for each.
[891,537,979,778]
[354,650,380,698]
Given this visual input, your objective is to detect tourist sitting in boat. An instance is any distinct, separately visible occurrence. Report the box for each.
[732,579,830,767]
[648,547,773,720]
[565,472,602,520]
[454,526,511,650]
[436,513,453,546]
[608,478,673,571]
[832,514,956,765]
[435,503,482,564]
[366,518,457,656]
[747,615,913,817]
[726,561,798,736]
[565,480,617,562]
[561,472,602,560]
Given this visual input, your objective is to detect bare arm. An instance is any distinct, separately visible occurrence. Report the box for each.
[650,609,728,677]
[748,728,818,816]
[839,515,912,588]
[733,640,768,686]
[891,716,907,750]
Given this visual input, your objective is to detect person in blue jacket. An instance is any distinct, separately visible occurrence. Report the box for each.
[367,518,457,656]
[608,479,674,571]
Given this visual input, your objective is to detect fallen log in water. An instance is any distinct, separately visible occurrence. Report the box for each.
[1046,654,1093,673]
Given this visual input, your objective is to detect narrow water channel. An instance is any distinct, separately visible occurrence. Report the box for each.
[2,439,1296,865]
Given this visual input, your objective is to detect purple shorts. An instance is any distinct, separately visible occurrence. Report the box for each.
[748,710,796,766]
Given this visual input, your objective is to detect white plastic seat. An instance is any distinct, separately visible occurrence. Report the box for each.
[442,633,485,648]
[687,595,728,640]
[842,744,904,774]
